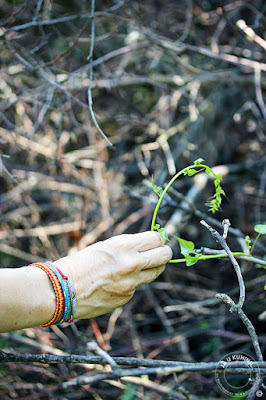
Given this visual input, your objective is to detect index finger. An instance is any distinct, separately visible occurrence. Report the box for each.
[135,231,165,252]
[106,231,164,252]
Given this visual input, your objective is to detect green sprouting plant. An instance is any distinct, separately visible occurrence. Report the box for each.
[250,223,266,256]
[151,159,266,267]
[250,223,266,300]
[151,158,225,234]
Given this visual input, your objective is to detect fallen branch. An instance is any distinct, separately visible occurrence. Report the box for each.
[1,349,265,373]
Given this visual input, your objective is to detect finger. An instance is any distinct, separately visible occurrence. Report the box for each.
[139,245,172,270]
[135,231,165,252]
[138,265,166,286]
[106,231,164,252]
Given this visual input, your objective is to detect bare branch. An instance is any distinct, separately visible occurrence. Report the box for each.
[143,27,266,72]
[87,0,112,146]
[87,340,118,370]
[254,67,266,119]
[201,219,264,399]
[222,218,231,239]
[200,219,245,308]
[236,19,266,51]
[1,349,265,376]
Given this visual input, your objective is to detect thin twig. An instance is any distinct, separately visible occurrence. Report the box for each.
[87,340,118,370]
[254,67,266,119]
[0,2,126,36]
[31,86,55,135]
[87,0,112,146]
[61,362,265,388]
[222,218,230,239]
[33,0,44,23]
[201,219,264,399]
[6,40,91,111]
[236,19,266,51]
[66,71,266,91]
[0,155,23,189]
[246,376,265,400]
[42,19,91,68]
[200,219,245,308]
[79,41,149,72]
[143,27,266,71]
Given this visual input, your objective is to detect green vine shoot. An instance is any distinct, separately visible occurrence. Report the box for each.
[151,159,266,267]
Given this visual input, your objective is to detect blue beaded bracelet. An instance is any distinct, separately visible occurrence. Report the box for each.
[44,262,76,324]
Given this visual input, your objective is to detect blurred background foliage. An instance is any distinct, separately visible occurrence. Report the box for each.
[0,0,265,399]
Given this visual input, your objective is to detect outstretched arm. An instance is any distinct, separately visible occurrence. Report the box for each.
[0,232,172,333]
[0,266,56,332]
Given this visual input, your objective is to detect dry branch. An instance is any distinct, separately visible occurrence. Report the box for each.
[200,219,265,399]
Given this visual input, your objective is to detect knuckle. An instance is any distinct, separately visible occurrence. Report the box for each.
[147,267,162,283]
[105,236,121,249]
[102,248,116,265]
[120,279,136,295]
[151,231,164,245]
[107,234,133,253]
[151,269,159,281]
[153,265,165,281]
[162,245,172,262]
[121,255,140,274]
[159,264,166,275]
[123,260,138,275]
[142,252,153,269]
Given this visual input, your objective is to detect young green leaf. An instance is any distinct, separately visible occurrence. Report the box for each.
[185,253,201,266]
[254,223,266,235]
[175,237,202,265]
[153,224,169,241]
[245,235,251,253]
[151,176,163,197]
[157,227,169,241]
[205,166,212,175]
[176,237,195,256]
[214,173,223,184]
[184,168,200,176]
[205,187,225,213]
[193,158,204,165]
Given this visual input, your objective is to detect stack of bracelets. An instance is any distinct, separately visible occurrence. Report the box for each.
[29,262,77,327]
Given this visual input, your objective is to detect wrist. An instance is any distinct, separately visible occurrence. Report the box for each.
[20,266,57,326]
[0,266,57,333]
[27,262,77,326]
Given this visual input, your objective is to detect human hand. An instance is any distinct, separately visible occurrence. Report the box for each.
[53,231,172,319]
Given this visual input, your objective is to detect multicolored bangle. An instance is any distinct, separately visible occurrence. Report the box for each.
[29,262,77,327]
[29,263,65,327]
[45,262,77,324]
[55,266,77,323]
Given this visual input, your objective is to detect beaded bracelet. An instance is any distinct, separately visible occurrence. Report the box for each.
[56,267,77,323]
[43,262,71,324]
[29,262,77,327]
[45,262,77,324]
[29,263,65,327]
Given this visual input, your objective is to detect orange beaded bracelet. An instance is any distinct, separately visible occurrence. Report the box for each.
[29,263,65,327]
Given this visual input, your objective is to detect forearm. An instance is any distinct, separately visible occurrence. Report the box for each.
[0,267,56,333]
[0,232,172,332]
